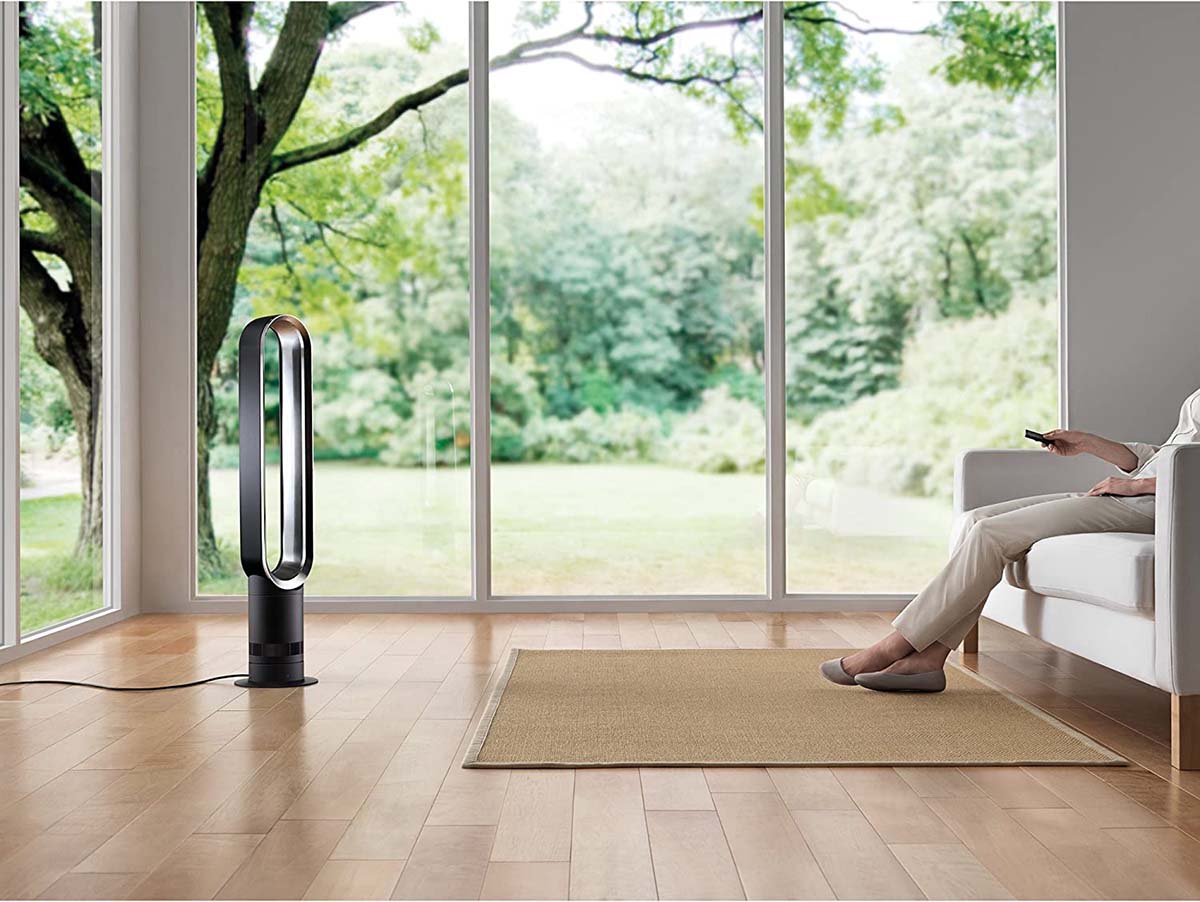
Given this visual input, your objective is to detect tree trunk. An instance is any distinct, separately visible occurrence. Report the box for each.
[19,235,102,556]
[195,155,262,578]
[195,377,222,579]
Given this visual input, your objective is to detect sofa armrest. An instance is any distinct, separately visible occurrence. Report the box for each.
[954,449,1115,514]
[1155,444,1200,695]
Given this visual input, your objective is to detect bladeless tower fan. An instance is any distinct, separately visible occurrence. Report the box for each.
[236,315,318,689]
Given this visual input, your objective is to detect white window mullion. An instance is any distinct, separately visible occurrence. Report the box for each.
[468,1,491,604]
[764,2,786,604]
[0,3,19,649]
[101,2,122,620]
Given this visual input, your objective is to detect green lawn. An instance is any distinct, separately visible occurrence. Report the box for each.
[19,463,952,625]
[201,462,951,596]
[19,494,103,634]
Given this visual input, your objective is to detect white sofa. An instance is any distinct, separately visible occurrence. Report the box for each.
[956,445,1200,769]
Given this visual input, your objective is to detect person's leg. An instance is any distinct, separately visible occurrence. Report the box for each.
[951,495,1076,656]
[948,493,1076,553]
[840,495,1152,678]
[838,493,1075,677]
[894,495,1151,654]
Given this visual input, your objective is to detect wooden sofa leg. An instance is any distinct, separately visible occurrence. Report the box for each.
[960,622,980,656]
[1172,695,1200,770]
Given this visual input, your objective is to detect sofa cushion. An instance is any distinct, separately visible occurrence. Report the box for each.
[1004,532,1155,614]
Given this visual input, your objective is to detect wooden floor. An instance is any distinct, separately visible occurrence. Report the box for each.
[3,612,1200,901]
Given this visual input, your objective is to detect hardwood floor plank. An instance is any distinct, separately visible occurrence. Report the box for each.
[224,681,346,751]
[199,718,357,834]
[74,748,274,875]
[390,825,495,900]
[1025,766,1167,827]
[704,768,775,793]
[711,792,833,900]
[682,614,736,649]
[583,613,620,638]
[491,770,574,863]
[78,686,244,770]
[926,797,1098,900]
[346,681,440,747]
[302,860,406,900]
[652,622,699,649]
[895,768,987,799]
[216,818,349,900]
[617,614,660,650]
[570,769,657,900]
[126,834,264,901]
[834,768,957,843]
[0,770,59,811]
[332,719,469,861]
[1091,767,1200,839]
[640,768,714,811]
[282,741,396,821]
[401,633,474,683]
[36,871,145,900]
[721,621,770,649]
[888,842,1013,900]
[0,832,112,901]
[962,767,1067,809]
[790,809,923,900]
[767,768,856,811]
[646,810,744,900]
[1010,807,1193,900]
[426,765,510,826]
[0,769,125,840]
[480,862,571,901]
[1106,826,1200,897]
[545,619,584,649]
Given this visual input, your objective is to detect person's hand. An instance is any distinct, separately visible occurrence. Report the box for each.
[1041,429,1093,456]
[1087,476,1154,497]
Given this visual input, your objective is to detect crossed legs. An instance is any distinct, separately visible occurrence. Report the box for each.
[839,492,1154,681]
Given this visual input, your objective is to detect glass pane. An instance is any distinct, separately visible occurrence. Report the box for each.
[194,2,470,596]
[785,2,1059,592]
[489,2,766,596]
[18,1,105,634]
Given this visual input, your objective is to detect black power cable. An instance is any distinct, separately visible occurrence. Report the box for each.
[0,674,249,692]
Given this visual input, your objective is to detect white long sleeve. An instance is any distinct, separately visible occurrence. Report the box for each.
[1120,441,1161,474]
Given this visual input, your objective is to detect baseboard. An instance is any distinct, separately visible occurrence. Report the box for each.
[157,595,912,615]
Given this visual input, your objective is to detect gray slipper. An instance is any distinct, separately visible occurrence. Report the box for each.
[854,669,947,693]
[820,658,857,686]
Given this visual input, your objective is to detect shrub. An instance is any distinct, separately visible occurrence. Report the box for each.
[666,385,765,473]
[524,408,663,463]
[314,367,404,460]
[790,299,1057,498]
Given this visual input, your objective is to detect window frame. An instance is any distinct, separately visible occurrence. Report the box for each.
[0,2,132,660]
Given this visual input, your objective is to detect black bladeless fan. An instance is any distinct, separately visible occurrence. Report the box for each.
[235,315,318,689]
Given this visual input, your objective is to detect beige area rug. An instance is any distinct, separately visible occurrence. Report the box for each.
[463,649,1123,768]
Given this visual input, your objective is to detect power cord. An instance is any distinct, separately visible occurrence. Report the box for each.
[0,674,249,692]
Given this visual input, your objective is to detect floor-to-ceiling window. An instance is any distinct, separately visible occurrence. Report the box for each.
[783,1,1058,593]
[194,2,471,597]
[193,2,1057,603]
[488,3,766,596]
[17,1,107,634]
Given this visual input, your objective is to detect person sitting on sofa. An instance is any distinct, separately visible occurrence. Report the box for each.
[820,387,1200,693]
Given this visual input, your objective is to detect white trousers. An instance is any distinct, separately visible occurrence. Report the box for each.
[892,492,1155,651]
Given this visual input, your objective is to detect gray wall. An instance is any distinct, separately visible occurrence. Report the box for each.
[137,3,193,610]
[1062,2,1200,441]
